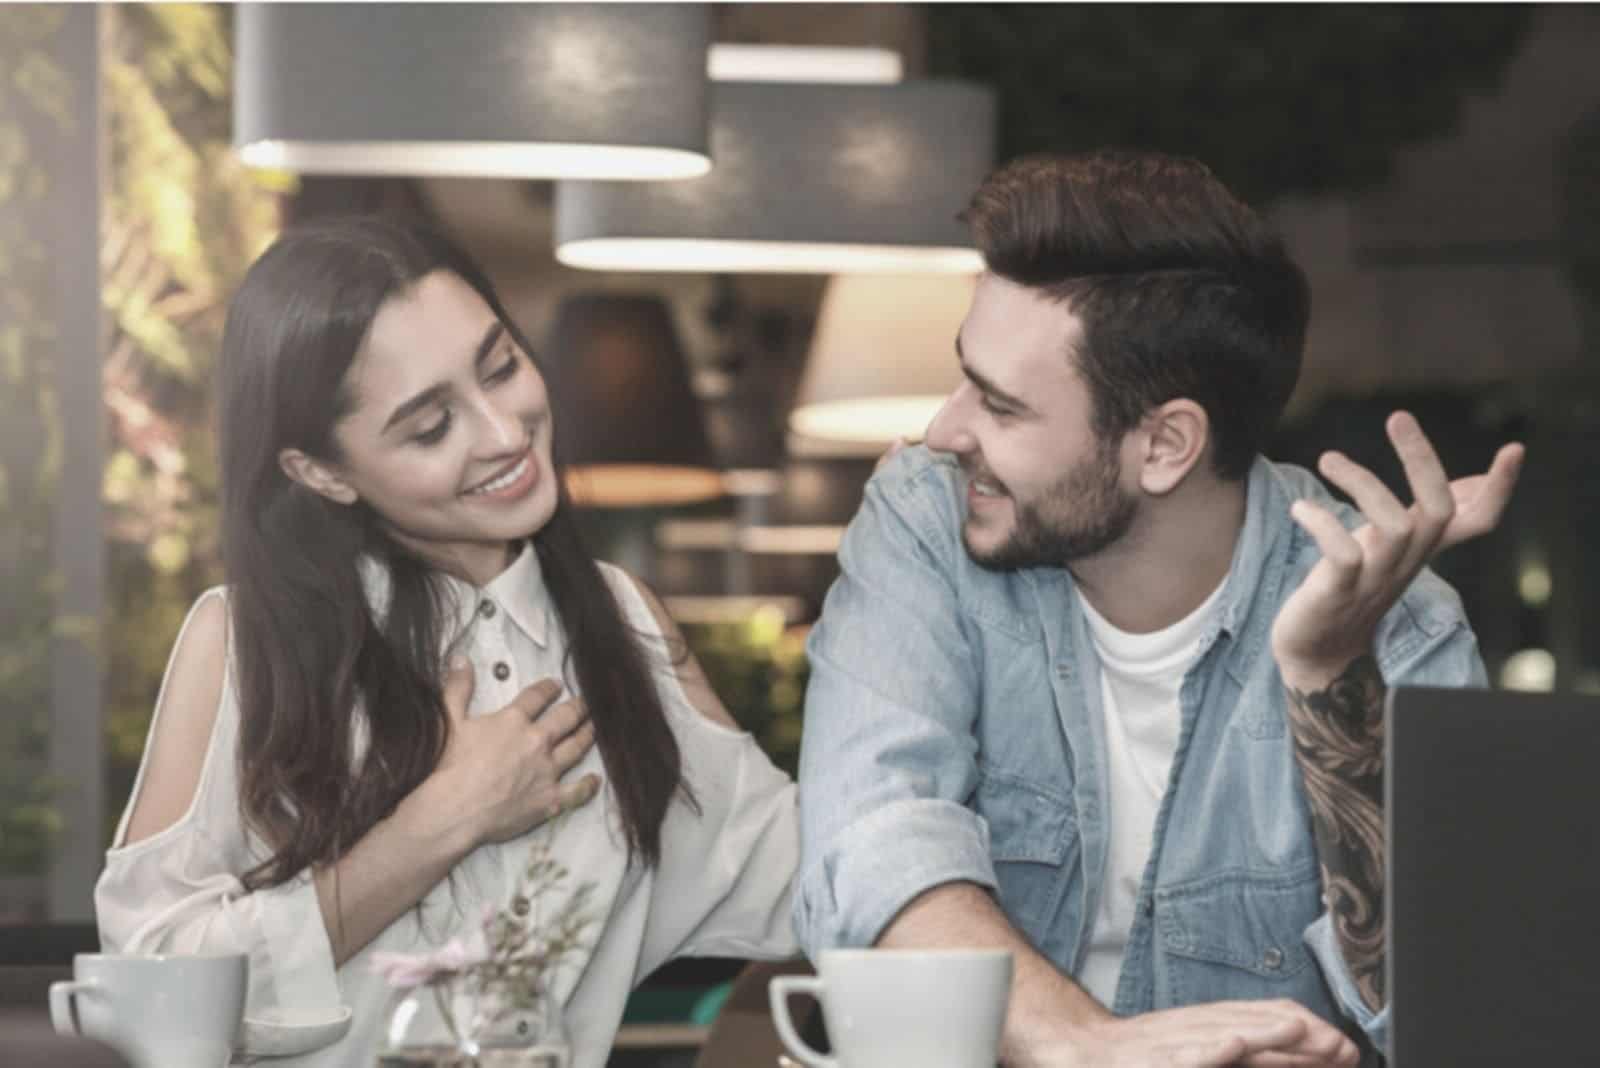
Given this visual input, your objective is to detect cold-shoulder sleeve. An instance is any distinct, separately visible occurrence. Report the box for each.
[599,566,800,972]
[94,588,352,1058]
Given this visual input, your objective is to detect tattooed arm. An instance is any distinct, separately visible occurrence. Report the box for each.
[1282,653,1388,1010]
[1269,412,1522,1013]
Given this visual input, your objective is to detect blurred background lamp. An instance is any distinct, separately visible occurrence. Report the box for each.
[541,294,723,507]
[554,80,994,273]
[234,3,713,180]
[706,43,903,84]
[789,272,978,456]
[1500,648,1558,692]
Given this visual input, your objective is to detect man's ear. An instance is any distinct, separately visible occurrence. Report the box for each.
[1136,399,1209,496]
[278,448,359,505]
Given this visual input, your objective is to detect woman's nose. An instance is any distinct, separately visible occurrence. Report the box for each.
[477,393,526,452]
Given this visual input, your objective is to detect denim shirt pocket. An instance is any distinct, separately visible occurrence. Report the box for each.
[975,765,1081,945]
[1155,862,1334,1012]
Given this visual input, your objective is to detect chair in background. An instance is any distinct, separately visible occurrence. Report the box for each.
[0,1011,132,1068]
[694,958,823,1068]
[0,924,98,1013]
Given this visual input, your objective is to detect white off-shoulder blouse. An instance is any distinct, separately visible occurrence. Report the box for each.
[95,546,799,1066]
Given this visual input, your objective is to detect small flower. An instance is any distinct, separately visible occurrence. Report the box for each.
[370,950,452,990]
[434,928,492,973]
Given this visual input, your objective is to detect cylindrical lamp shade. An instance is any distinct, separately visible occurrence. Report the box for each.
[763,459,876,527]
[234,4,712,180]
[789,273,978,455]
[555,81,995,273]
[542,294,723,507]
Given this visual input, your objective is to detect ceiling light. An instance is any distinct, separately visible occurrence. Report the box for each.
[235,3,712,180]
[555,80,994,273]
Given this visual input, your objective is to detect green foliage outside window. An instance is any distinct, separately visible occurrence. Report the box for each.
[100,3,285,816]
[681,612,811,778]
[0,5,72,878]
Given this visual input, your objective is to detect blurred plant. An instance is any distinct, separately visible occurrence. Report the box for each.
[0,714,65,874]
[99,4,287,815]
[681,610,811,777]
[0,5,72,877]
[927,5,1535,205]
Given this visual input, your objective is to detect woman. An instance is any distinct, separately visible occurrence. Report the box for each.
[95,218,798,1066]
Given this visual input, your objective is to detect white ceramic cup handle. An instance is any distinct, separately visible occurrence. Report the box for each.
[769,975,838,1068]
[49,979,95,1036]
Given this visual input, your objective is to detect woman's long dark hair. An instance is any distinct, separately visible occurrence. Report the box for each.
[220,217,684,890]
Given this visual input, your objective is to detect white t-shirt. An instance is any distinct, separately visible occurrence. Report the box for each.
[95,546,799,1067]
[1075,580,1226,1008]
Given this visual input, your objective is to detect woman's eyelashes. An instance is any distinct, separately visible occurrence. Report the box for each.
[410,353,523,447]
[486,354,518,385]
[413,408,453,446]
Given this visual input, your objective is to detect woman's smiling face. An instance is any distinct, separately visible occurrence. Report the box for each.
[301,269,560,585]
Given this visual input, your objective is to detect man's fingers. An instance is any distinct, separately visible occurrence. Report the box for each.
[874,436,916,472]
[1180,1035,1248,1068]
[1232,1015,1310,1055]
[1387,410,1454,526]
[1450,441,1525,543]
[1290,500,1363,587]
[1318,450,1412,544]
[1180,1016,1307,1068]
[443,655,475,723]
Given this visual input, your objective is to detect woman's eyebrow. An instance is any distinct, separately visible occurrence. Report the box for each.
[380,322,505,433]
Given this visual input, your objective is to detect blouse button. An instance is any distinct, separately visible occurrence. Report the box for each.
[1262,947,1284,971]
[478,600,497,619]
[493,661,511,682]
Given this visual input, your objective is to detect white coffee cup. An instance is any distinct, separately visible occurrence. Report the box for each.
[50,952,248,1068]
[770,948,1012,1068]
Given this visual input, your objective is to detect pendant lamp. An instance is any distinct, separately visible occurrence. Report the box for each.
[234,3,712,180]
[541,293,723,508]
[789,272,978,456]
[554,79,995,273]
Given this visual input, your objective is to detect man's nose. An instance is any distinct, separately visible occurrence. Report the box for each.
[924,386,975,454]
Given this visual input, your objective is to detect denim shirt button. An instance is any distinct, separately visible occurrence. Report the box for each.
[1143,898,1154,918]
[1262,947,1284,970]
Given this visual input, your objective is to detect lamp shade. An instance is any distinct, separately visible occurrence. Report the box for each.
[554,80,995,273]
[789,272,978,455]
[542,294,723,507]
[234,3,712,180]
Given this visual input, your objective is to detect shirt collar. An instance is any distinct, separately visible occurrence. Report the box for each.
[479,541,551,648]
[356,541,551,649]
[1211,456,1296,657]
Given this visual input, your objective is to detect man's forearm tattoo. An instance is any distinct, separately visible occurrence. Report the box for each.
[1285,653,1387,1012]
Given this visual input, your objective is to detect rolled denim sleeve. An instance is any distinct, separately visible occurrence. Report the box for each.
[794,450,998,957]
[1301,573,1488,1057]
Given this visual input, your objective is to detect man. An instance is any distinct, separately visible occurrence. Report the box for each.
[794,151,1523,1067]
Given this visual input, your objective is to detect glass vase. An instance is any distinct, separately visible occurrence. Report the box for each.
[378,978,569,1068]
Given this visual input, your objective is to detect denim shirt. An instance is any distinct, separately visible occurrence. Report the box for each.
[794,447,1487,1058]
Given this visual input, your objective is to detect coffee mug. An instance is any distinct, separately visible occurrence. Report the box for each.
[770,948,1012,1068]
[50,952,248,1068]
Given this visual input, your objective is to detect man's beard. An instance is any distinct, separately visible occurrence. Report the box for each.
[964,437,1137,571]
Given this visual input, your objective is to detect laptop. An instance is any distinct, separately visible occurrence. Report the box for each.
[1387,685,1600,1067]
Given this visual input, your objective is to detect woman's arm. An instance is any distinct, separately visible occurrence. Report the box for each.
[119,596,600,966]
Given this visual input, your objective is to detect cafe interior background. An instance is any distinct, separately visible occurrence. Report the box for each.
[3,1,1598,1055]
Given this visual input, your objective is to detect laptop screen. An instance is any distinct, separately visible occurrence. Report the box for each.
[1386,685,1600,1067]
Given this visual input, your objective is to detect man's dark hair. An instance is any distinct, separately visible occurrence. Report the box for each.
[962,150,1310,480]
